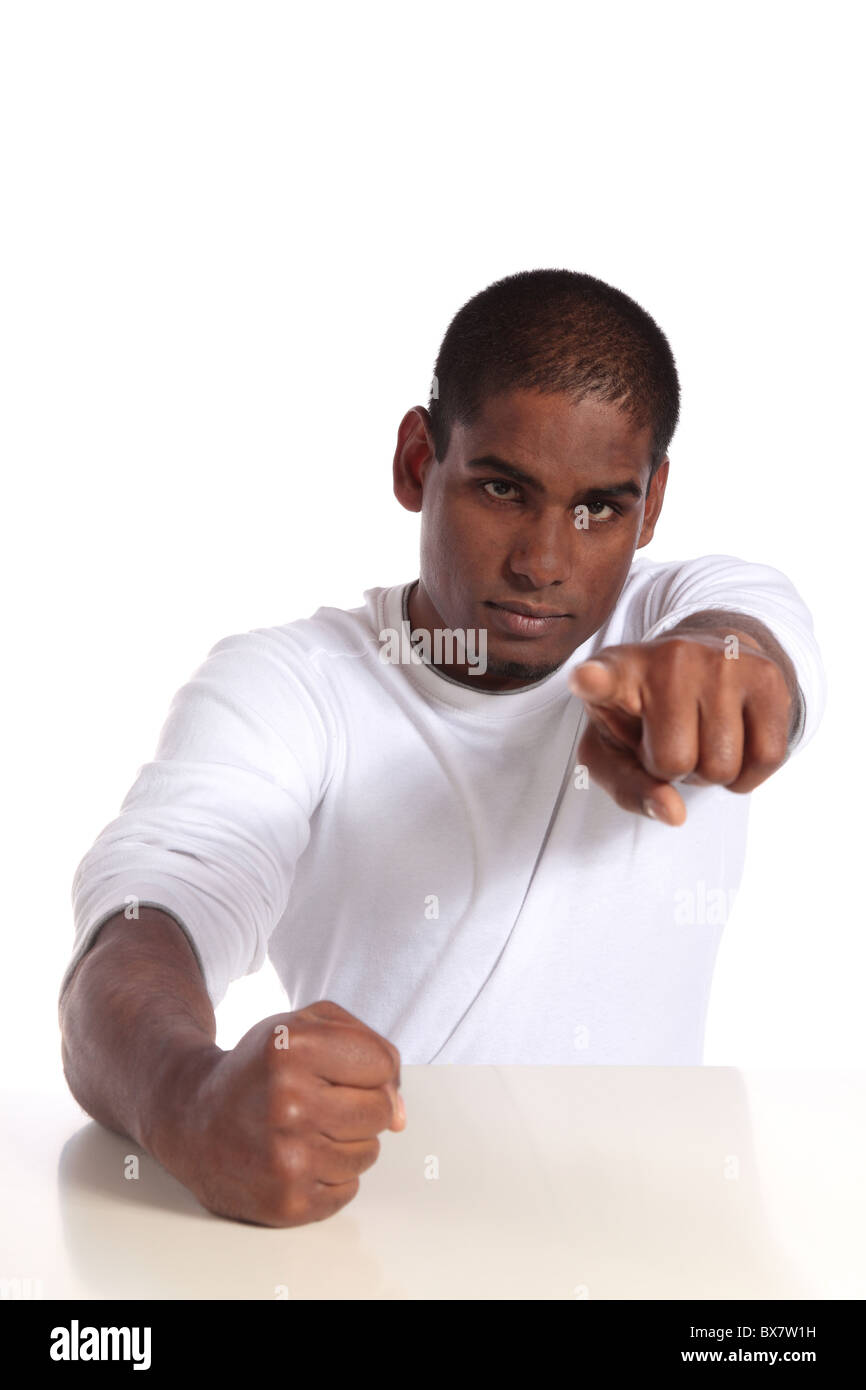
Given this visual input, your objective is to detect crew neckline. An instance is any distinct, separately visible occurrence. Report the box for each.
[372,580,587,718]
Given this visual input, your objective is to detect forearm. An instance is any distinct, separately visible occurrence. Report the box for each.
[59,907,220,1156]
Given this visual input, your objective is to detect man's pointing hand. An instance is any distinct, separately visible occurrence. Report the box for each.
[568,627,795,826]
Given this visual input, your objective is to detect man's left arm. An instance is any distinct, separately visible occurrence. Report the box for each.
[569,608,806,827]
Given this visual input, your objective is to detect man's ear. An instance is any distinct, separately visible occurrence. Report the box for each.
[393,406,437,513]
[636,456,669,549]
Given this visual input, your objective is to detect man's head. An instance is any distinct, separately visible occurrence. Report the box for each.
[393,269,680,690]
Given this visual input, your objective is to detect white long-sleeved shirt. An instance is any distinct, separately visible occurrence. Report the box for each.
[60,553,826,1064]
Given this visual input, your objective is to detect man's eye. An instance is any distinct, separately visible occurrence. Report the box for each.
[482,480,520,501]
[585,500,617,521]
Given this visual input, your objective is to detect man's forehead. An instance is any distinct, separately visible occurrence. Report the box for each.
[453,389,654,473]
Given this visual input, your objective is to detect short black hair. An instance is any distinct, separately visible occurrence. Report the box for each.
[427,268,680,477]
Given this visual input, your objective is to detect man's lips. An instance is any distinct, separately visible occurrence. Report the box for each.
[484,600,571,638]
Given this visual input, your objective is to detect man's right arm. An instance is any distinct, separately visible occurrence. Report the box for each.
[58,906,405,1227]
[60,629,404,1225]
[58,906,221,1160]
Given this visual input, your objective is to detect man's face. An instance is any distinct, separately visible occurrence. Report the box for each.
[394,387,668,690]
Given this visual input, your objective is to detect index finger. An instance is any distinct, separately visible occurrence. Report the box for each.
[568,652,644,716]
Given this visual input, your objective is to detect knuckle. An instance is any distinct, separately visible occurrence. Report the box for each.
[257,1162,316,1227]
[667,756,695,780]
[695,740,741,783]
[277,1190,315,1227]
[697,757,740,784]
[261,1034,287,1070]
[274,1094,308,1130]
[262,1026,305,1074]
[319,1177,361,1218]
[753,657,791,703]
[757,655,786,685]
[657,637,694,676]
[284,1176,361,1226]
[260,1061,309,1123]
[279,1016,314,1057]
[277,1139,313,1183]
[304,999,357,1027]
[647,745,693,780]
[749,738,787,772]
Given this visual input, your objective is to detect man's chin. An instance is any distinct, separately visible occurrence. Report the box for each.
[482,655,564,684]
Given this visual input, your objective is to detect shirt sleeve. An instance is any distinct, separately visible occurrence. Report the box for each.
[630,553,827,757]
[59,626,341,1009]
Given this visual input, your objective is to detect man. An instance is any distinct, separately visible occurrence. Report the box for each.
[58,269,825,1227]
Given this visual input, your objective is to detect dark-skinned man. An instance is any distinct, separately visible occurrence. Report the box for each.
[59,269,825,1227]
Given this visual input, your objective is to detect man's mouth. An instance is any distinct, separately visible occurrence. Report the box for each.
[484,600,571,638]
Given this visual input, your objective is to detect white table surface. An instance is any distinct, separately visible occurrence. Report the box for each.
[2,1067,865,1300]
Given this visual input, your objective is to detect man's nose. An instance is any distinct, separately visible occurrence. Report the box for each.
[507,513,573,589]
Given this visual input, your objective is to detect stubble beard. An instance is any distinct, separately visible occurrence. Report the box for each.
[482,654,564,685]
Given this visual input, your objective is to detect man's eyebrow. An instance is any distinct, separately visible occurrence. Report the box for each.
[464,454,644,500]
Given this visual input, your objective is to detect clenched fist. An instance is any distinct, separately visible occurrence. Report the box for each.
[569,619,798,826]
[150,1000,405,1227]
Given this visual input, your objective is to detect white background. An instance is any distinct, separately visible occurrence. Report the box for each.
[1,0,861,1087]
